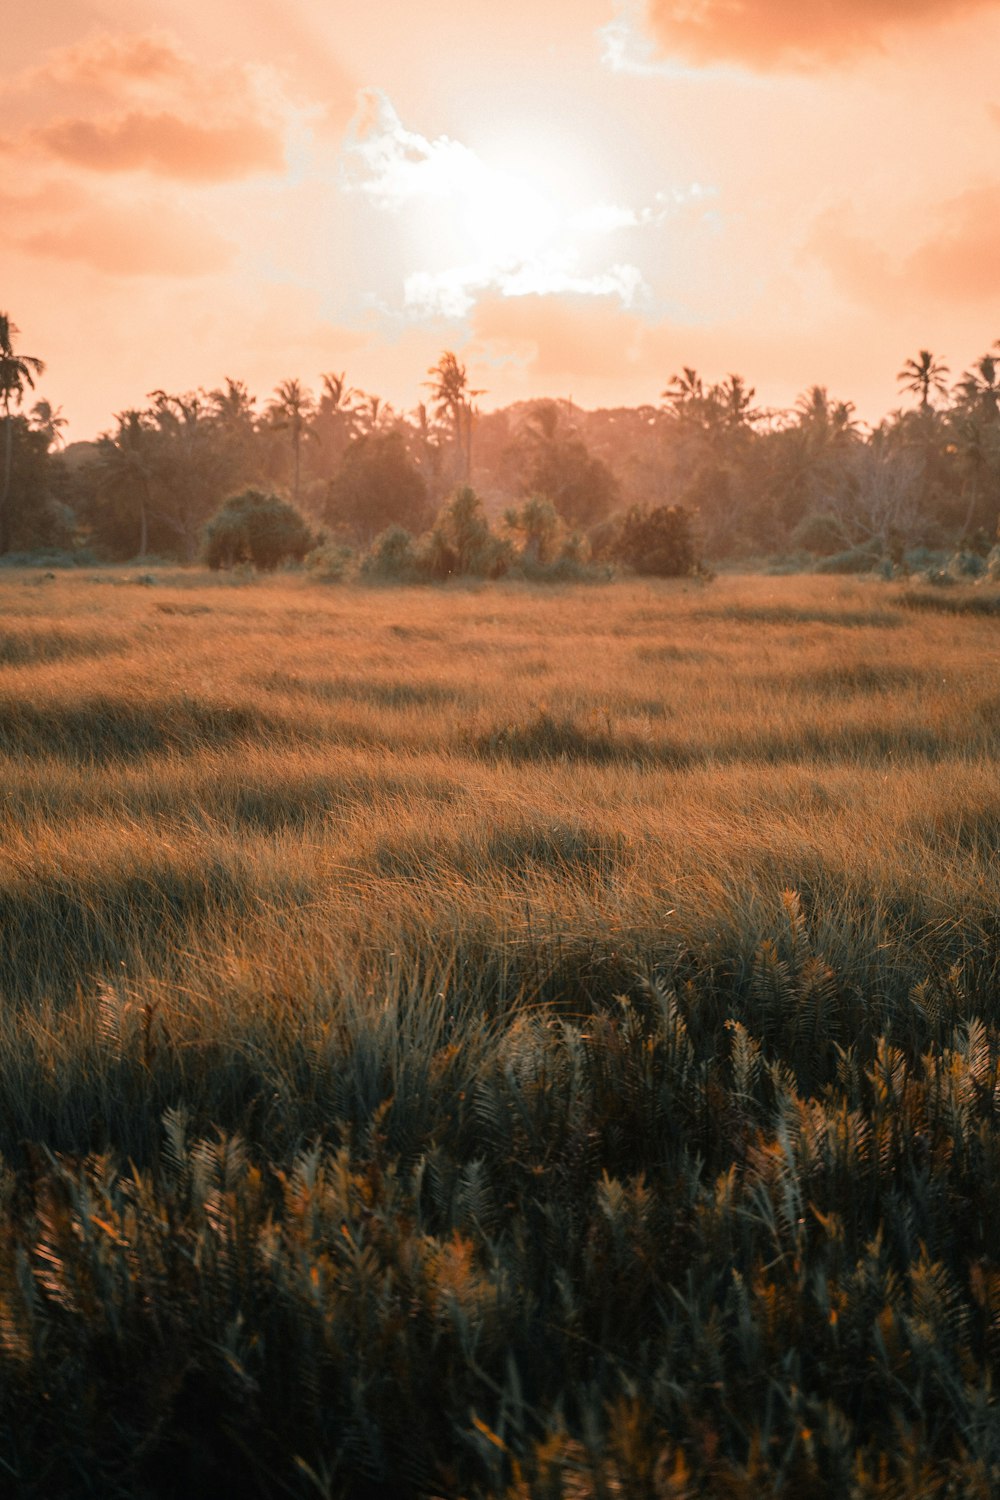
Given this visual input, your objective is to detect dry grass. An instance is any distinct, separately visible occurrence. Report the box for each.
[1,568,997,1028]
[3,566,1000,1494]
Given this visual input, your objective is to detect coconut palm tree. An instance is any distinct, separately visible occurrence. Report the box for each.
[314,372,359,472]
[955,353,1000,421]
[426,352,483,482]
[29,399,67,451]
[267,379,316,507]
[897,350,950,412]
[95,410,157,559]
[0,314,45,550]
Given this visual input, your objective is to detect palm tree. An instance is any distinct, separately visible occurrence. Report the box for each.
[716,373,759,431]
[29,399,67,450]
[315,372,359,470]
[955,354,1000,421]
[0,314,45,550]
[426,352,483,482]
[96,410,157,559]
[897,350,949,412]
[267,379,316,507]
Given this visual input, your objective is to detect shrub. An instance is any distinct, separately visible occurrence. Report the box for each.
[360,524,421,582]
[612,504,698,577]
[305,541,354,582]
[202,489,313,571]
[423,486,512,579]
[790,512,845,556]
[504,496,562,565]
[813,546,882,574]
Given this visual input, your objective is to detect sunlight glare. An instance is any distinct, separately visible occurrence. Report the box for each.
[461,167,560,264]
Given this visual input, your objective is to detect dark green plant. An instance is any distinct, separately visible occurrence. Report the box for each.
[613,503,698,576]
[359,523,421,581]
[423,486,511,578]
[202,488,313,571]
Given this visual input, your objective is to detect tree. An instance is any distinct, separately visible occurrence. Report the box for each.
[91,409,157,558]
[955,353,1000,422]
[146,390,240,559]
[897,350,950,412]
[509,401,618,529]
[30,399,67,451]
[0,314,45,553]
[313,372,359,477]
[504,496,562,565]
[426,352,483,482]
[206,378,259,485]
[267,379,316,507]
[325,431,430,543]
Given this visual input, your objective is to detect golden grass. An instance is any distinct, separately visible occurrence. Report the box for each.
[1,569,997,1022]
[4,566,1000,1494]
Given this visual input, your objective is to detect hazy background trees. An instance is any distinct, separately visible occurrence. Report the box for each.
[3,312,999,570]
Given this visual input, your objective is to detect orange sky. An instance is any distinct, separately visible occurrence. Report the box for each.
[3,0,1000,438]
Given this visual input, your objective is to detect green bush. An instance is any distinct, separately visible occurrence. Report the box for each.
[790,512,846,556]
[813,546,882,574]
[305,541,354,582]
[613,503,698,577]
[359,524,422,582]
[202,489,314,572]
[423,486,512,579]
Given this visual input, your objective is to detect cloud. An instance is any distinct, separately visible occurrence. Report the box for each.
[13,30,190,96]
[341,88,480,209]
[2,31,293,182]
[601,0,1000,72]
[32,111,284,181]
[404,259,647,319]
[18,202,234,277]
[811,184,1000,307]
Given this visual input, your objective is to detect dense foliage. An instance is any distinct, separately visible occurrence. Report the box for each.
[612,503,698,576]
[202,488,314,571]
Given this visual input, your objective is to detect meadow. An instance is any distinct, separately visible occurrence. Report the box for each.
[1,565,1000,1497]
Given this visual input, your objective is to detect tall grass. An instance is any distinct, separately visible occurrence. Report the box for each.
[1,567,1000,1495]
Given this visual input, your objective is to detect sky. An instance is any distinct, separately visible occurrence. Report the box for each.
[3,0,1000,439]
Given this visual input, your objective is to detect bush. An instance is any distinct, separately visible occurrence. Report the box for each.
[305,542,354,583]
[505,496,562,565]
[612,504,698,577]
[789,513,845,556]
[423,487,512,579]
[360,525,422,582]
[813,546,882,575]
[202,489,313,572]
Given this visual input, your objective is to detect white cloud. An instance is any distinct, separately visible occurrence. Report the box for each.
[404,257,648,319]
[341,88,479,209]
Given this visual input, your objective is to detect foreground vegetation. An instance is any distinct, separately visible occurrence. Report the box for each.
[2,569,1000,1496]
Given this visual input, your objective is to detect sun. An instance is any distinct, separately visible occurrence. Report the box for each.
[460,165,560,264]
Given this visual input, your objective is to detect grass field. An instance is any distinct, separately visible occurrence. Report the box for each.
[2,566,1000,1497]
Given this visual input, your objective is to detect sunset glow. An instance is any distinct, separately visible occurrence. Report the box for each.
[4,0,1000,436]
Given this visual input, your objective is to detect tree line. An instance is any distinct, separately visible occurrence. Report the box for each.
[2,311,999,570]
